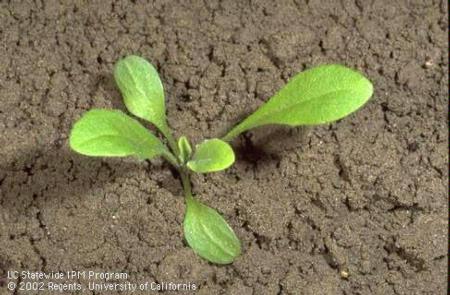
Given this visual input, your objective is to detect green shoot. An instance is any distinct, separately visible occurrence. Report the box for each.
[187,139,235,173]
[69,55,373,265]
[69,109,175,164]
[114,55,178,154]
[184,195,241,264]
[223,64,373,141]
[177,136,192,164]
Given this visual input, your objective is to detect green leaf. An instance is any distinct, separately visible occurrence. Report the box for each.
[187,139,235,173]
[178,136,192,163]
[114,55,168,134]
[223,64,373,141]
[184,196,241,264]
[69,109,171,160]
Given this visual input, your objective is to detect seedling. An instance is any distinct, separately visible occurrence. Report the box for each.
[69,55,373,264]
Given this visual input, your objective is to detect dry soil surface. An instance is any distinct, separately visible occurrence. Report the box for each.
[0,1,448,294]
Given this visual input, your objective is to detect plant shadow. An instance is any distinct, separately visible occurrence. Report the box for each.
[0,144,170,215]
[96,73,127,112]
[232,125,310,167]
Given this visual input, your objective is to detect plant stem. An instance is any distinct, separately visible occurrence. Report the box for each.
[222,124,242,142]
[160,123,180,158]
[158,121,192,200]
[180,169,193,199]
[165,130,180,157]
[162,152,179,168]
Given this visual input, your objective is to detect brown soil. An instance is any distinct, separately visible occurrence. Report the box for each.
[0,1,447,294]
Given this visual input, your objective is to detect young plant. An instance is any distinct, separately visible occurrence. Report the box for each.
[69,55,373,264]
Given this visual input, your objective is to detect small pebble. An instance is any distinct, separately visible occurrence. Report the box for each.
[340,270,349,279]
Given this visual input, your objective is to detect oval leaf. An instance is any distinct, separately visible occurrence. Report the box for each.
[114,55,168,133]
[223,64,373,141]
[187,139,235,173]
[69,109,169,160]
[184,196,241,264]
[178,136,192,163]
